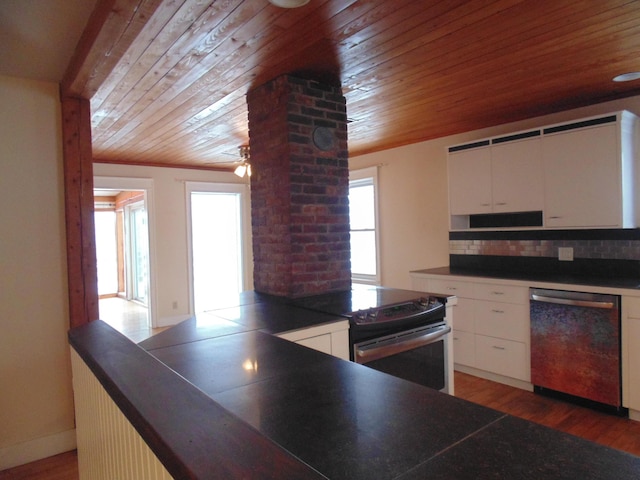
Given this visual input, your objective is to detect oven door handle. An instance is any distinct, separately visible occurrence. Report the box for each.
[355,325,451,364]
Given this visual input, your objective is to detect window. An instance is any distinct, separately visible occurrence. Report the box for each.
[349,167,380,285]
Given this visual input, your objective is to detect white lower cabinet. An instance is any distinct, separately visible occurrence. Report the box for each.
[412,274,530,385]
[276,320,350,360]
[475,335,528,381]
[623,296,640,418]
[452,329,475,367]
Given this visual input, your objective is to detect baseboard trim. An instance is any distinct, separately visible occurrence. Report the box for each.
[454,364,534,392]
[0,428,76,471]
[156,314,192,328]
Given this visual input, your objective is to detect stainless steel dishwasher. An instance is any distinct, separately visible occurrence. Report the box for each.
[529,288,624,414]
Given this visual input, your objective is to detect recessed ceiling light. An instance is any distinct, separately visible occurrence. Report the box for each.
[269,0,310,7]
[613,72,640,82]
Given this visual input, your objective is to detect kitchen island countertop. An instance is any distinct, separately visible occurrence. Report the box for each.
[69,293,640,479]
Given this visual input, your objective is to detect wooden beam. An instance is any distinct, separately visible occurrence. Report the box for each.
[62,96,99,328]
[61,0,164,98]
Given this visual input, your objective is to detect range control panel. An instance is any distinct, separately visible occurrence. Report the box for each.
[351,297,444,325]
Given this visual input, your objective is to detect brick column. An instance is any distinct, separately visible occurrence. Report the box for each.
[247,75,350,297]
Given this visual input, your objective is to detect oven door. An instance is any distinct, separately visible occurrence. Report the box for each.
[353,324,451,392]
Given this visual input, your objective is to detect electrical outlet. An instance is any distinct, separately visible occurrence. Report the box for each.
[558,247,574,261]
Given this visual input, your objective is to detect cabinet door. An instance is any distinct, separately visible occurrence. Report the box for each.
[491,138,543,213]
[542,124,620,227]
[627,318,640,410]
[624,297,640,411]
[296,334,333,355]
[452,330,475,367]
[448,147,492,215]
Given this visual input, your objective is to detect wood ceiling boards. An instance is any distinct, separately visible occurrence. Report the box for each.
[62,0,640,169]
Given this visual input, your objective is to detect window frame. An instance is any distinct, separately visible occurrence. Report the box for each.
[349,166,381,285]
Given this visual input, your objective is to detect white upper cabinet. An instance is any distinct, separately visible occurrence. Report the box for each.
[542,114,637,228]
[448,144,492,215]
[447,111,639,230]
[491,137,544,213]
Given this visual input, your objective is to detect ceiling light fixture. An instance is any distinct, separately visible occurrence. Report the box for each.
[234,145,251,178]
[268,0,310,8]
[613,72,640,82]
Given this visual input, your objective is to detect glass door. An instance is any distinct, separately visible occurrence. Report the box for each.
[127,202,149,306]
[189,187,246,313]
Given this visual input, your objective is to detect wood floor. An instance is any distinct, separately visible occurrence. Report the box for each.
[454,371,640,457]
[0,451,78,480]
[3,373,640,478]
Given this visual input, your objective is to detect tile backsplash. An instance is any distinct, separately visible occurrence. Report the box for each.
[450,238,640,260]
[449,229,640,261]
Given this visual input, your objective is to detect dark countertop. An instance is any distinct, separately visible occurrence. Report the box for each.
[69,292,640,479]
[412,266,640,290]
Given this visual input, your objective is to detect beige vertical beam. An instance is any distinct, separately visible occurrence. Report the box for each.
[62,96,99,328]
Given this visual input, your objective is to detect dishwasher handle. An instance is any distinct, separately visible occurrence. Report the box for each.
[530,293,616,310]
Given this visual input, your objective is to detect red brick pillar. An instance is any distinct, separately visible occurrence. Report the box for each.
[247,75,350,297]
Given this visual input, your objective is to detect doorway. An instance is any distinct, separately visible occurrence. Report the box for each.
[94,177,156,341]
[186,182,250,313]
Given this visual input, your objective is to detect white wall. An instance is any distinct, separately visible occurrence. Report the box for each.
[0,75,76,469]
[351,95,640,290]
[93,163,251,327]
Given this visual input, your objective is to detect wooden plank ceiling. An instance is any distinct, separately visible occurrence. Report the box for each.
[64,0,640,169]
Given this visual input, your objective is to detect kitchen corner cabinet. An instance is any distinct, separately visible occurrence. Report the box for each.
[276,320,350,360]
[623,296,640,420]
[543,113,638,228]
[412,274,531,388]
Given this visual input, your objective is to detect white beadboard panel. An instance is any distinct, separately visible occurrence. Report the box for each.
[70,349,174,480]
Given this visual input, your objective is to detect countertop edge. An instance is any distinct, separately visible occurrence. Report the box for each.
[68,320,326,480]
[410,267,640,295]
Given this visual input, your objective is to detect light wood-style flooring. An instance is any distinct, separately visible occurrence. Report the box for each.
[3,372,640,478]
[99,296,169,342]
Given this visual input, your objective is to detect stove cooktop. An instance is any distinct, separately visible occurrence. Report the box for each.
[291,285,446,319]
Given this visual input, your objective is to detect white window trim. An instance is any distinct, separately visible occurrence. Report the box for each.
[349,166,381,285]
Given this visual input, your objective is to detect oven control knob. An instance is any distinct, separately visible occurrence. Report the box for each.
[367,310,378,321]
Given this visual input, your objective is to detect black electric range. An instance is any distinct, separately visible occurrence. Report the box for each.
[291,285,447,340]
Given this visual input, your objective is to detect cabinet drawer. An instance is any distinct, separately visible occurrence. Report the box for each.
[475,301,529,342]
[475,335,529,381]
[428,278,473,298]
[452,329,475,367]
[474,283,529,304]
[452,297,475,332]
